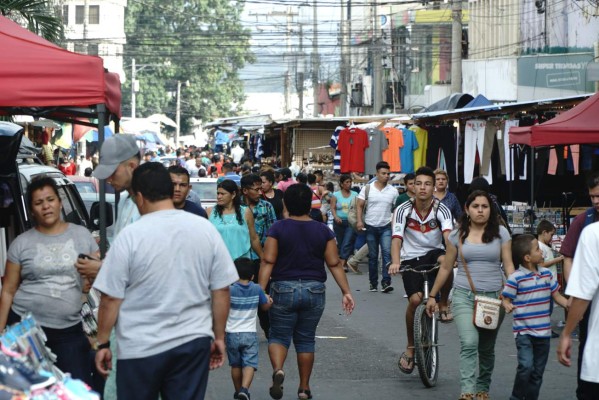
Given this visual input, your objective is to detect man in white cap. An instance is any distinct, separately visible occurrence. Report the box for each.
[76,134,141,400]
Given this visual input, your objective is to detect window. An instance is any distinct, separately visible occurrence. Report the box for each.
[88,43,99,56]
[75,5,84,24]
[75,5,99,24]
[89,6,99,24]
[74,43,86,54]
[62,5,69,25]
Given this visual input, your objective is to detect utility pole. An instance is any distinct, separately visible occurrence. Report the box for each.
[175,80,181,147]
[372,0,383,114]
[297,24,305,118]
[284,6,292,115]
[312,0,319,117]
[340,0,350,116]
[451,0,463,93]
[83,0,89,53]
[131,58,136,118]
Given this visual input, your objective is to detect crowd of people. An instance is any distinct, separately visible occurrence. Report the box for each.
[3,134,599,400]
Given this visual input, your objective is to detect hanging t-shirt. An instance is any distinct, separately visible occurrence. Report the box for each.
[399,128,418,173]
[364,128,389,175]
[337,127,369,173]
[381,127,404,172]
[410,126,428,170]
[329,126,344,175]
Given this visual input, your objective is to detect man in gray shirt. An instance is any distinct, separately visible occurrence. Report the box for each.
[93,162,238,399]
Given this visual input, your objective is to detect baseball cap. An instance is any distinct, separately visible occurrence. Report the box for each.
[93,135,139,179]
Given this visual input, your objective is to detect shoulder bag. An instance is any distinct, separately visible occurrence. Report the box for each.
[348,184,370,231]
[458,241,502,330]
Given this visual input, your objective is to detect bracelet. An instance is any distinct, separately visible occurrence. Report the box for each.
[96,341,111,350]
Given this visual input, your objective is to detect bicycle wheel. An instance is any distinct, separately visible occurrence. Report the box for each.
[413,303,439,387]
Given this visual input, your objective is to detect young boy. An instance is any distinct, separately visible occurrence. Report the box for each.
[502,234,568,400]
[226,258,272,400]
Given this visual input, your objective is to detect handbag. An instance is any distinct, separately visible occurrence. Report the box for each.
[458,241,502,330]
[347,184,370,231]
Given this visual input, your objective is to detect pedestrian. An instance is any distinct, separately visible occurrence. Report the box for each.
[558,171,599,397]
[502,234,568,400]
[226,258,273,400]
[394,172,415,209]
[469,177,511,234]
[536,219,565,338]
[241,174,277,338]
[76,134,142,399]
[217,162,242,187]
[93,162,239,400]
[258,183,355,400]
[260,170,285,220]
[557,221,599,399]
[168,165,207,218]
[308,173,329,222]
[434,168,463,221]
[356,161,398,293]
[0,177,98,387]
[425,190,514,400]
[275,168,295,192]
[389,166,454,375]
[330,174,359,273]
[208,179,263,261]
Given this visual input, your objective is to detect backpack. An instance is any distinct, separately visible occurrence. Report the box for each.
[348,184,370,231]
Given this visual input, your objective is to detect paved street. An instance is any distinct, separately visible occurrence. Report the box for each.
[206,270,578,400]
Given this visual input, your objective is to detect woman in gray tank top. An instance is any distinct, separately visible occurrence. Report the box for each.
[426,190,515,400]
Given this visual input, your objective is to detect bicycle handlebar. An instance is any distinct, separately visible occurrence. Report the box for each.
[398,263,440,275]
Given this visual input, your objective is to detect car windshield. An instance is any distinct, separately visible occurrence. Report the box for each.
[74,181,96,194]
[190,181,217,200]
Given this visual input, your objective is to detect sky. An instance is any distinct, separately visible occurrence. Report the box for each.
[239,0,340,94]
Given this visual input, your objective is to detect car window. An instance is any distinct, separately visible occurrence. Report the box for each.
[59,186,86,226]
[75,182,96,194]
[191,182,217,200]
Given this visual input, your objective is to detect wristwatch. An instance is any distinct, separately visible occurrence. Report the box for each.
[96,341,111,350]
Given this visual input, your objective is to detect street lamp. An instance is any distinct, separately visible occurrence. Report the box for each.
[130,58,170,118]
[175,80,190,147]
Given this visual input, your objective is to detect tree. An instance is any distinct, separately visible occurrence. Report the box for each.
[123,0,254,134]
[0,0,63,42]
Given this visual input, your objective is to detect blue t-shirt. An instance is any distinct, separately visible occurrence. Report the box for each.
[267,219,335,282]
[333,190,357,220]
[226,281,268,333]
[183,200,207,218]
[399,128,419,173]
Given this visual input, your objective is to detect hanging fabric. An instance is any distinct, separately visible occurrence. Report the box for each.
[380,125,403,173]
[337,125,369,173]
[464,119,492,184]
[329,125,344,175]
[399,127,419,173]
[426,125,457,188]
[365,127,389,175]
[410,125,428,170]
[503,119,519,181]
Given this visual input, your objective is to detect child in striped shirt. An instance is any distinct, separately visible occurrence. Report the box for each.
[502,234,568,400]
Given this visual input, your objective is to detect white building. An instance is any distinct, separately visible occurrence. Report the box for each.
[56,0,127,82]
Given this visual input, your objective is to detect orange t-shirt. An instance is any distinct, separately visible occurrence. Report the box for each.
[381,127,404,172]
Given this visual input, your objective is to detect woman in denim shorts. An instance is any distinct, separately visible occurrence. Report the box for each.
[259,183,355,400]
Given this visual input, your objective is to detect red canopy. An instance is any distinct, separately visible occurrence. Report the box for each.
[0,15,121,118]
[509,92,599,147]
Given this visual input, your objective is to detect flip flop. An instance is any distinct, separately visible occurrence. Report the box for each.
[298,388,313,399]
[398,352,414,374]
[439,310,454,323]
[269,369,285,399]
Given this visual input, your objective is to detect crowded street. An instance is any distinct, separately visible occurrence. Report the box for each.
[205,269,577,399]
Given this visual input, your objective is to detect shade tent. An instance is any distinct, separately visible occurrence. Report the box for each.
[0,15,122,256]
[0,15,121,117]
[509,92,599,147]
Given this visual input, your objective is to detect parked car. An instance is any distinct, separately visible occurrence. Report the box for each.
[0,122,112,255]
[69,175,100,194]
[79,192,116,244]
[189,177,217,209]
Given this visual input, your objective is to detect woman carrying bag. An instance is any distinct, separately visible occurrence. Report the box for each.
[426,190,515,400]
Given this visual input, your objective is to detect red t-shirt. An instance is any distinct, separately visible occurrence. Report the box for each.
[560,210,599,258]
[337,127,369,173]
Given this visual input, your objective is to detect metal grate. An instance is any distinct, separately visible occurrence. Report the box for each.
[292,128,336,167]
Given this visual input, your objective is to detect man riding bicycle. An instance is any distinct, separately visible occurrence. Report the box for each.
[388,166,454,374]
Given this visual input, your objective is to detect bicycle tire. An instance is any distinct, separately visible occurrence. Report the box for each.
[413,303,439,387]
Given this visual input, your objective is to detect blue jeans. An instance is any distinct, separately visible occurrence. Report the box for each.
[333,219,356,260]
[117,337,211,400]
[268,280,326,353]
[365,223,392,286]
[226,332,259,369]
[510,334,550,400]
[452,288,505,394]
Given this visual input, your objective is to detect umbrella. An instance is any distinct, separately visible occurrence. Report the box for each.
[147,114,178,128]
[30,119,61,129]
[84,126,114,142]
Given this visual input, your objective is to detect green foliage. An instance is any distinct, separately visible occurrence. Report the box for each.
[0,0,63,42]
[123,0,254,133]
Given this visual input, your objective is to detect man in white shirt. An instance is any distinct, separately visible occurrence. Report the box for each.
[231,143,245,164]
[558,222,599,399]
[356,161,398,293]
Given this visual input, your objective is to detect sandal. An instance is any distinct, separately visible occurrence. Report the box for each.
[397,351,415,374]
[439,309,454,323]
[346,261,362,275]
[458,394,475,400]
[269,369,285,399]
[298,388,313,399]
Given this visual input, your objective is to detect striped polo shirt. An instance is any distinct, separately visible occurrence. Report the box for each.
[502,266,559,338]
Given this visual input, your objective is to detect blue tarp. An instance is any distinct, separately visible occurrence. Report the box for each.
[463,94,493,108]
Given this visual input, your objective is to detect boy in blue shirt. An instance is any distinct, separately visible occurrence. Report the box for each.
[502,234,568,400]
[226,258,273,400]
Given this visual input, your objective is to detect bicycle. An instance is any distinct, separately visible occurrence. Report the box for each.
[400,263,441,388]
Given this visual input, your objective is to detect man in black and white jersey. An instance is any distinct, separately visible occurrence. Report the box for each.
[388,166,454,374]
